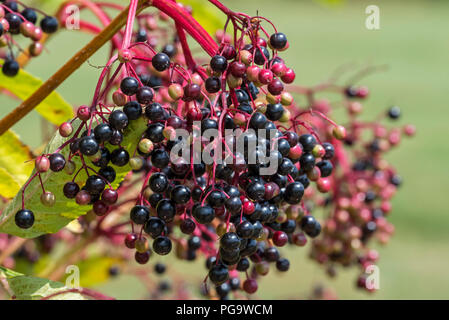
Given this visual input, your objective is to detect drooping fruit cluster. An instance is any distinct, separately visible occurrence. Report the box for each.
[0,1,58,77]
[13,0,414,299]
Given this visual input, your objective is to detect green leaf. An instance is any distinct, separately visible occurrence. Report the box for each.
[180,0,224,35]
[0,60,74,126]
[0,266,86,300]
[0,117,147,238]
[0,130,34,198]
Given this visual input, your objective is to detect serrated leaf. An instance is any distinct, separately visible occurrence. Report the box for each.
[0,266,86,300]
[0,60,74,126]
[0,117,147,238]
[180,0,224,35]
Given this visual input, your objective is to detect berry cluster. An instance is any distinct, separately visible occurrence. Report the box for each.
[0,0,58,77]
[12,1,413,299]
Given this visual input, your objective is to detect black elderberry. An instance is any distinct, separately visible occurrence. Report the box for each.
[152,53,170,72]
[170,185,191,204]
[209,264,229,285]
[299,134,317,152]
[269,32,288,49]
[265,103,284,121]
[40,16,58,33]
[220,232,240,251]
[109,110,129,130]
[210,55,228,73]
[99,166,116,183]
[149,172,168,193]
[151,149,169,168]
[2,59,19,77]
[49,153,66,172]
[63,182,80,199]
[300,215,321,238]
[15,209,34,229]
[136,86,154,105]
[110,148,129,166]
[156,199,176,222]
[144,217,165,238]
[123,101,142,120]
[120,77,139,96]
[130,205,150,225]
[145,102,165,121]
[284,181,304,204]
[21,8,38,24]
[94,123,113,142]
[205,77,221,93]
[79,136,99,156]
[153,236,172,255]
[316,160,333,177]
[192,205,215,224]
[85,175,106,195]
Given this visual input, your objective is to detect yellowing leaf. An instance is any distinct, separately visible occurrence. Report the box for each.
[0,117,147,238]
[180,0,224,35]
[0,60,74,125]
[0,130,34,198]
[0,168,22,198]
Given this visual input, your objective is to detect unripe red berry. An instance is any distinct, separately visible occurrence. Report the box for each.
[272,231,288,246]
[243,201,255,215]
[20,21,34,38]
[183,83,201,101]
[239,50,252,65]
[35,156,50,173]
[59,122,73,137]
[271,62,287,77]
[75,190,91,205]
[229,61,246,78]
[281,68,295,84]
[317,178,332,193]
[258,69,273,85]
[31,27,43,41]
[29,42,43,57]
[125,233,138,249]
[118,49,133,63]
[243,279,258,294]
[77,105,91,121]
[101,188,118,205]
[246,65,260,82]
[93,200,109,216]
[267,78,284,95]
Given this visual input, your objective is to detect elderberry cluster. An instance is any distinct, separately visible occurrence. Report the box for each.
[0,1,58,77]
[14,3,413,299]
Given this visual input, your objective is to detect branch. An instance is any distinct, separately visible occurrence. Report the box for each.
[0,0,150,136]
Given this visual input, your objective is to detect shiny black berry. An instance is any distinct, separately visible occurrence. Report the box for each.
[136,86,154,104]
[85,175,106,195]
[205,76,221,93]
[152,53,170,72]
[110,148,129,166]
[130,205,150,225]
[120,77,139,96]
[153,236,172,255]
[49,153,66,172]
[144,217,165,237]
[15,209,34,229]
[284,181,304,204]
[170,185,191,204]
[300,215,321,238]
[40,16,58,33]
[2,59,19,77]
[210,55,228,73]
[94,123,113,142]
[151,149,169,168]
[123,101,142,120]
[156,199,176,222]
[192,205,215,224]
[149,172,168,193]
[79,136,99,156]
[269,32,288,49]
[108,110,129,130]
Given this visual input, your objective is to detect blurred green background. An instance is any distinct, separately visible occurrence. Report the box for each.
[1,0,448,299]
